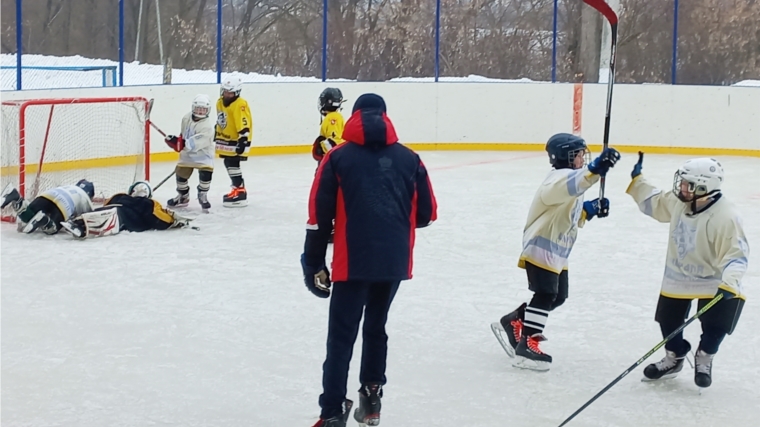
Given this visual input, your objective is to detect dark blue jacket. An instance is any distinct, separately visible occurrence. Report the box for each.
[303,99,437,282]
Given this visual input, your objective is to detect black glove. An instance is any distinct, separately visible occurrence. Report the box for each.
[235,137,248,155]
[583,198,610,220]
[300,253,331,298]
[631,151,644,179]
[588,147,621,176]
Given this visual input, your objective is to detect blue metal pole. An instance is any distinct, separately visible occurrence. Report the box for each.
[321,0,328,81]
[551,0,558,82]
[671,0,679,85]
[119,0,124,86]
[16,0,22,90]
[435,0,441,82]
[217,0,222,83]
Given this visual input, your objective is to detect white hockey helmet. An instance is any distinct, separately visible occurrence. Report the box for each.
[220,75,243,97]
[128,180,153,198]
[192,94,211,118]
[672,157,724,202]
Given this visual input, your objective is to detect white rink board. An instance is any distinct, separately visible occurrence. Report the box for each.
[3,82,759,155]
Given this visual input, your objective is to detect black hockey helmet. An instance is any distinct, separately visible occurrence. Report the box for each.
[546,133,589,169]
[319,87,344,114]
[76,179,95,199]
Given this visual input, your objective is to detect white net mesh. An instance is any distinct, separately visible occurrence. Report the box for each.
[1,97,150,221]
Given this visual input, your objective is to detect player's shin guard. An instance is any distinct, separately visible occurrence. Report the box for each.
[198,169,212,211]
[64,208,121,239]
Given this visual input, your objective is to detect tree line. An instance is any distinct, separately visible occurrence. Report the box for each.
[2,0,758,85]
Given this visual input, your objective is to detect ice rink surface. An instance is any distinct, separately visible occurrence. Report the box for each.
[2,150,759,427]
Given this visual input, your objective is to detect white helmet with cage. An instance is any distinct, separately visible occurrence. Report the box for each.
[672,157,724,202]
[192,94,211,119]
[220,75,243,97]
[128,180,153,199]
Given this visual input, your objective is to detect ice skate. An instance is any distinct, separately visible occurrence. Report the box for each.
[512,333,552,371]
[1,184,21,209]
[354,384,382,426]
[694,347,715,388]
[223,186,248,207]
[167,193,190,208]
[22,211,50,234]
[198,190,211,212]
[60,219,86,238]
[642,341,691,381]
[491,302,526,358]
[310,399,353,427]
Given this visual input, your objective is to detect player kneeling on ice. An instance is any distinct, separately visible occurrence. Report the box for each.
[1,180,95,235]
[165,94,215,212]
[491,133,621,371]
[60,181,195,239]
[627,153,748,388]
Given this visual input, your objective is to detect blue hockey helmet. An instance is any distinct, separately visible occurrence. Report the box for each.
[545,133,589,169]
[76,179,95,199]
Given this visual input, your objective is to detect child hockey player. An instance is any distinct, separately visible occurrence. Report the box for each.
[165,94,215,212]
[627,153,748,388]
[311,87,346,165]
[490,133,620,371]
[215,75,253,207]
[0,180,94,235]
[60,181,194,239]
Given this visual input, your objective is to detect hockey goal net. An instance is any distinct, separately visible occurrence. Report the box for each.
[1,97,150,222]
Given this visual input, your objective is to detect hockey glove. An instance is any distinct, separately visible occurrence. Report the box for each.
[165,135,185,152]
[235,137,248,155]
[588,147,621,176]
[631,151,644,179]
[716,283,739,300]
[583,198,610,220]
[312,136,327,162]
[300,253,331,298]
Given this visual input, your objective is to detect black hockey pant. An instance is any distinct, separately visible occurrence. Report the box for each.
[319,281,400,420]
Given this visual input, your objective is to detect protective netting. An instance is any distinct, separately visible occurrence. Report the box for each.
[1,97,150,221]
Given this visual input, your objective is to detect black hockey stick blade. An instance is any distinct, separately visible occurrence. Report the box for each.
[556,293,724,427]
[583,0,618,200]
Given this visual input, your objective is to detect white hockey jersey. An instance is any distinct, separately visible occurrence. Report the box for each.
[518,167,600,273]
[39,185,94,221]
[627,175,749,299]
[179,112,215,169]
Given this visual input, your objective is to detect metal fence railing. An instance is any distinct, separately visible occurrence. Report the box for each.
[2,0,758,90]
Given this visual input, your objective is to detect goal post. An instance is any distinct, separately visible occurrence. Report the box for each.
[1,97,151,222]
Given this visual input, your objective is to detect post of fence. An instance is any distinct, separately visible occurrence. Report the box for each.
[435,0,441,82]
[551,0,558,82]
[322,0,328,82]
[16,0,22,90]
[119,0,124,86]
[217,0,222,84]
[671,0,679,85]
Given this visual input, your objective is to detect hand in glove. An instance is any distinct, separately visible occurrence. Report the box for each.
[588,147,621,176]
[164,135,185,152]
[716,283,739,300]
[300,253,331,298]
[583,198,610,220]
[631,151,644,179]
[235,137,248,155]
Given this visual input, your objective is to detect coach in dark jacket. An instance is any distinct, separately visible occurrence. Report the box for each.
[301,93,438,427]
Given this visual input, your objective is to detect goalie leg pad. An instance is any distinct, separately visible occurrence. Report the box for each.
[81,207,121,238]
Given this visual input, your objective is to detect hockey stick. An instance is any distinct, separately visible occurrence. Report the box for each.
[556,293,724,427]
[152,170,176,191]
[144,98,175,190]
[582,0,618,200]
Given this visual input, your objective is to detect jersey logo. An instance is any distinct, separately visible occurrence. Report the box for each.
[217,111,227,128]
[241,106,246,112]
[672,219,697,260]
[330,119,336,125]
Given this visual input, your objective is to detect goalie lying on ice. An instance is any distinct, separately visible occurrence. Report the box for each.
[60,181,194,239]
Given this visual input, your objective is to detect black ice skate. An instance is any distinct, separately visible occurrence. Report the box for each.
[223,186,248,207]
[1,184,22,209]
[354,384,382,426]
[22,211,51,234]
[491,303,526,358]
[642,341,691,381]
[61,219,86,239]
[310,399,353,427]
[167,193,190,208]
[513,333,552,371]
[694,347,715,388]
[198,190,211,212]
